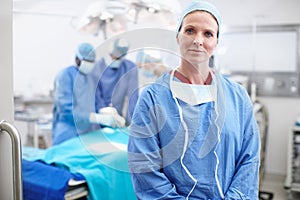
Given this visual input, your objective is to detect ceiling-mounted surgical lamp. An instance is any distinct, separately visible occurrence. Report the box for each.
[147,3,161,13]
[128,0,181,25]
[77,0,181,37]
[78,11,114,38]
[131,2,161,24]
[77,0,129,39]
[106,0,130,15]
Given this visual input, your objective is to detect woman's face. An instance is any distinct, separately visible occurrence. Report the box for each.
[177,11,218,66]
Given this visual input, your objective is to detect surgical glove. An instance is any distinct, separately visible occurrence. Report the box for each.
[89,108,125,128]
[98,107,126,128]
[89,112,114,127]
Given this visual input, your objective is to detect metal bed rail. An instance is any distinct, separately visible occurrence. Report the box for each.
[0,120,23,200]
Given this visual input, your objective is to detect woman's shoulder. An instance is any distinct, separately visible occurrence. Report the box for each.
[219,74,249,94]
[218,74,253,106]
[148,72,170,90]
[139,73,171,99]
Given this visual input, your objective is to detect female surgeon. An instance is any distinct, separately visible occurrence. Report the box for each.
[128,1,261,199]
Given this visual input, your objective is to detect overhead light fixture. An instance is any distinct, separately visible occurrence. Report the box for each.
[106,0,129,15]
[129,0,181,24]
[77,0,130,39]
[99,11,114,20]
[77,0,181,37]
[147,3,160,13]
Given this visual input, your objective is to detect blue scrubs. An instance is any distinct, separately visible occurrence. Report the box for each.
[52,66,99,145]
[128,72,260,199]
[94,58,139,125]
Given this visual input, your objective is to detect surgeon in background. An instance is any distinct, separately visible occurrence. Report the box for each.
[94,38,139,126]
[136,49,168,78]
[128,1,260,199]
[52,43,124,146]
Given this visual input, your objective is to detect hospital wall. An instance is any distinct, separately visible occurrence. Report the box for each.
[11,0,300,178]
[1,0,15,199]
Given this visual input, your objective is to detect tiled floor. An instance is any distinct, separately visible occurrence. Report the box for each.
[260,173,300,200]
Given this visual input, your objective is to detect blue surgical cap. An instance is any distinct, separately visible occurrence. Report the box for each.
[76,43,96,62]
[111,38,129,58]
[176,0,221,37]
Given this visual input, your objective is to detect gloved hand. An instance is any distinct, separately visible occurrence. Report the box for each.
[99,107,126,128]
[89,107,125,128]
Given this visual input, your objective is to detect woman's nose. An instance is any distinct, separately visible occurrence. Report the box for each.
[193,35,204,46]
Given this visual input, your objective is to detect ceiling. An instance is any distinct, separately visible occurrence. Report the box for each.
[13,0,300,29]
[13,0,181,18]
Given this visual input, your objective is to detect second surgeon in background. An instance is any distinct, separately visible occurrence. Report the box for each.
[128,0,260,199]
[94,38,139,125]
[52,43,99,145]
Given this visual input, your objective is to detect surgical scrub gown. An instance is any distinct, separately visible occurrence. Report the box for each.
[52,66,99,145]
[128,72,260,199]
[94,58,139,125]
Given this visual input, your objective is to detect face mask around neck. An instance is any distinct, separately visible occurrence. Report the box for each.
[169,69,217,106]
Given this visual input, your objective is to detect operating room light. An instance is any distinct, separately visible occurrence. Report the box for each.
[77,0,181,38]
[100,11,114,20]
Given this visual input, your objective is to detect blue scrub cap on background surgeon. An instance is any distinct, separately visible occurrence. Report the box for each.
[76,43,96,62]
[111,38,129,58]
[176,0,221,37]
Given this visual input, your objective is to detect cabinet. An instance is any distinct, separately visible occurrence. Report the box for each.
[14,96,53,148]
[285,126,300,199]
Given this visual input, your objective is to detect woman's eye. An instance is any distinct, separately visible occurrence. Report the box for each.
[205,32,213,37]
[185,28,194,34]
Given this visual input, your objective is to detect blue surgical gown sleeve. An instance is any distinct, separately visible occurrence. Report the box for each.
[92,59,106,111]
[224,92,260,199]
[72,72,100,133]
[128,88,185,200]
[53,67,76,122]
[52,67,77,145]
[125,63,139,124]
